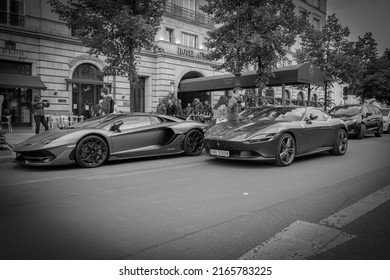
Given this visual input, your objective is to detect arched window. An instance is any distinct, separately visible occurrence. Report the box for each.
[70,63,109,118]
[297,91,305,106]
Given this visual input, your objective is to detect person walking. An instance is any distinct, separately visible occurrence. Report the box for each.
[193,98,204,115]
[227,87,242,125]
[100,87,113,115]
[31,95,49,134]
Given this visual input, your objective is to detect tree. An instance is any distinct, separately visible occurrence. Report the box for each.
[355,48,390,104]
[48,0,166,112]
[294,14,351,110]
[201,0,308,91]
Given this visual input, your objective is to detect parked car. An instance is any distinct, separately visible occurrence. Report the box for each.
[13,113,208,168]
[204,106,348,167]
[328,103,383,139]
[379,108,390,134]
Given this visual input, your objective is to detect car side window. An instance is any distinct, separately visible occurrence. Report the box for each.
[362,106,369,116]
[373,106,381,115]
[120,116,151,130]
[367,106,376,115]
[308,109,328,121]
[150,116,162,125]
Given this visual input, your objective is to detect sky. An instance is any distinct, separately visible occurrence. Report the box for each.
[327,0,390,56]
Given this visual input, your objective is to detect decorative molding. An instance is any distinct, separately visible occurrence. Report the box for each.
[68,54,105,68]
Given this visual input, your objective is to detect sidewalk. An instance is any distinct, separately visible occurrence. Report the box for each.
[0,127,35,163]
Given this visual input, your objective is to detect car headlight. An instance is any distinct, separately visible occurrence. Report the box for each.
[243,133,278,144]
[345,119,357,125]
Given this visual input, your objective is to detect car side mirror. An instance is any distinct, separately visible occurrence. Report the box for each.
[110,120,123,132]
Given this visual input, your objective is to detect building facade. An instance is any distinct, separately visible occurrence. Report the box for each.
[0,0,331,128]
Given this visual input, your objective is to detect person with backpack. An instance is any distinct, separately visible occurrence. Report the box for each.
[100,87,114,115]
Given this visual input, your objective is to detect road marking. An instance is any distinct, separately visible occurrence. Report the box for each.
[240,184,390,260]
[320,184,390,228]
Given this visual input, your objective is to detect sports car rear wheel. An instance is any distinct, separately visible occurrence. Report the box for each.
[183,129,204,156]
[275,133,296,167]
[75,135,108,168]
[330,129,348,155]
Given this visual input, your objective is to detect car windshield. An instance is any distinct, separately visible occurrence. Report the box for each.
[380,109,390,116]
[328,105,362,117]
[239,106,273,120]
[67,114,124,129]
[250,107,307,122]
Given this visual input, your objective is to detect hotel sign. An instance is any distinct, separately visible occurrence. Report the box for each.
[1,40,25,57]
[177,47,208,60]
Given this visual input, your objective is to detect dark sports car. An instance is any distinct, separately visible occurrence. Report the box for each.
[204,106,348,166]
[14,113,207,168]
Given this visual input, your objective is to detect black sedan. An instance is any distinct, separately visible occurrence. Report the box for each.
[204,106,348,166]
[13,113,207,168]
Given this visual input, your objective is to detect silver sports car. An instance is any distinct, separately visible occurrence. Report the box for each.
[14,113,208,168]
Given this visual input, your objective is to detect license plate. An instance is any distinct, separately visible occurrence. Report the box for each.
[210,149,230,157]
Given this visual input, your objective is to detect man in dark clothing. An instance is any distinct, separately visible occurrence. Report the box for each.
[100,87,112,115]
[31,95,49,134]
[227,87,242,125]
[166,99,176,115]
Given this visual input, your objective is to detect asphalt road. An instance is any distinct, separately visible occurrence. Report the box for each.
[0,134,389,260]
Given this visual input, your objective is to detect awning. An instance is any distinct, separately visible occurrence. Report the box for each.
[179,63,324,93]
[0,73,47,89]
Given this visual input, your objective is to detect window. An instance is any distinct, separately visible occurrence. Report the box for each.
[0,0,25,27]
[313,0,320,8]
[313,17,320,30]
[120,116,151,130]
[182,32,198,48]
[308,109,329,121]
[182,0,195,11]
[166,28,174,43]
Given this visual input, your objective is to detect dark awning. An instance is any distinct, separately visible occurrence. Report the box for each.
[0,73,47,89]
[179,63,324,93]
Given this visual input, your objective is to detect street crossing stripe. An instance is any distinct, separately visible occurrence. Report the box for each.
[239,184,390,260]
[320,184,390,228]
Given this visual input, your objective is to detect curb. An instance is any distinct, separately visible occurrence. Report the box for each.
[0,155,14,163]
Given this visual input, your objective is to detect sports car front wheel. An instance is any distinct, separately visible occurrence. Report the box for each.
[75,135,108,168]
[183,129,204,156]
[275,133,296,167]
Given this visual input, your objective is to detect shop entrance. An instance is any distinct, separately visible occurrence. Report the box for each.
[69,63,108,118]
[1,87,32,127]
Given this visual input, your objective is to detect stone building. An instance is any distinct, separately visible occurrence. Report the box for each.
[0,0,329,128]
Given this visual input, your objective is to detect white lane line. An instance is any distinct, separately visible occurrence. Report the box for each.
[240,184,390,260]
[239,220,356,260]
[320,184,390,228]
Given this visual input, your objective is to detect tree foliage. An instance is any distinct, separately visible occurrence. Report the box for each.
[201,0,308,88]
[48,0,166,112]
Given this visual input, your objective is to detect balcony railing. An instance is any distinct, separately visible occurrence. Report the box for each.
[163,2,214,27]
[0,12,25,27]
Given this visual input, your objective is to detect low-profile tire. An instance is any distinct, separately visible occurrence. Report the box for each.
[274,133,296,167]
[375,124,383,137]
[387,125,390,134]
[330,129,348,155]
[75,135,108,168]
[183,129,204,156]
[356,123,366,139]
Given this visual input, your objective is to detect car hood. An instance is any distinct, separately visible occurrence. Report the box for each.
[206,119,281,140]
[14,128,99,150]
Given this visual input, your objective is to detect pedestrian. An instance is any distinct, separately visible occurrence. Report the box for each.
[203,100,212,116]
[193,98,204,115]
[213,95,228,124]
[113,101,120,113]
[227,87,242,125]
[92,99,103,117]
[100,87,113,115]
[31,95,49,134]
[175,99,184,117]
[166,99,176,116]
[184,103,193,117]
[156,98,166,114]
